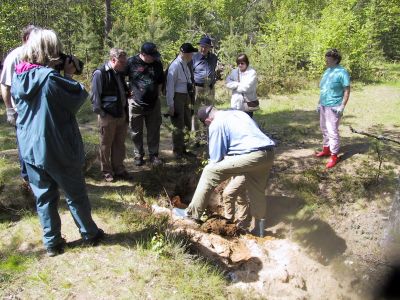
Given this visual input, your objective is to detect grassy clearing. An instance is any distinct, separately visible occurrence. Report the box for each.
[0,69,399,298]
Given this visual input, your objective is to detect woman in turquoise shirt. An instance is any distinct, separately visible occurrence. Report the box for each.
[316,49,351,168]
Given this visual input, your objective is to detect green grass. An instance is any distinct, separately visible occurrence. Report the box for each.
[0,66,399,298]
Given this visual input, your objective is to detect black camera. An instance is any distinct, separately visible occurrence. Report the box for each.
[187,82,195,97]
[55,53,84,75]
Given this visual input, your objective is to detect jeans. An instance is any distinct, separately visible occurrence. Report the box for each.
[25,163,99,248]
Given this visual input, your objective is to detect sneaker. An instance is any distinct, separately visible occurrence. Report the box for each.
[115,171,133,180]
[103,173,114,182]
[134,156,145,166]
[172,207,188,218]
[149,156,163,166]
[46,238,66,257]
[326,154,339,168]
[83,228,105,246]
[316,146,331,157]
[172,208,202,224]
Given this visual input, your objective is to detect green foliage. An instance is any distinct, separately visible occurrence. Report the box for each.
[1,0,399,91]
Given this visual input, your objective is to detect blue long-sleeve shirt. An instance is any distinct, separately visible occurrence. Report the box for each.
[191,52,218,85]
[208,110,275,163]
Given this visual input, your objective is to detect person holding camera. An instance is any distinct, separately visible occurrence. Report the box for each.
[11,28,104,256]
[0,25,36,189]
[126,42,164,167]
[91,48,132,182]
[165,43,198,159]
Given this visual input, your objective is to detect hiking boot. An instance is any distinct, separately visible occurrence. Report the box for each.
[326,154,339,168]
[46,238,66,257]
[316,146,331,157]
[83,228,105,246]
[134,156,145,166]
[149,156,163,166]
[115,171,133,181]
[103,173,114,182]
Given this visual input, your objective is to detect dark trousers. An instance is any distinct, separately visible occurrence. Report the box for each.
[171,93,191,155]
[128,98,162,158]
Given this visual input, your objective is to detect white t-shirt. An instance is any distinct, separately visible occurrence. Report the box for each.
[0,46,23,107]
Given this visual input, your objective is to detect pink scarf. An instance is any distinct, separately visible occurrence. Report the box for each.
[15,62,41,75]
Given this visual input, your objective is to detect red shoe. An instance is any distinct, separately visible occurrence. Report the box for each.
[316,146,331,157]
[326,154,339,168]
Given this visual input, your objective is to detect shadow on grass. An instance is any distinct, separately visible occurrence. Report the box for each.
[265,195,347,266]
[85,160,201,213]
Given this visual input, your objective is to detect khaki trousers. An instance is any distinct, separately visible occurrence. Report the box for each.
[98,113,128,175]
[222,175,251,229]
[188,149,274,220]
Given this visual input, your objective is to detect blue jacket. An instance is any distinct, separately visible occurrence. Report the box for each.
[11,66,88,169]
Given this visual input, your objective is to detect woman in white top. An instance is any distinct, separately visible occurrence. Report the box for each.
[225,53,258,118]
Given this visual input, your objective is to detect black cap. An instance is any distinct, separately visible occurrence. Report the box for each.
[198,36,213,48]
[141,42,160,58]
[197,105,214,123]
[180,43,198,53]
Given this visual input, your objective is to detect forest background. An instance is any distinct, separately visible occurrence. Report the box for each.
[1,0,399,93]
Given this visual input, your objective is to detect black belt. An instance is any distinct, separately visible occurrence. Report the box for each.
[194,83,205,87]
[227,146,274,156]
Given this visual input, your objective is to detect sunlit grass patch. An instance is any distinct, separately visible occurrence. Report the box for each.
[0,254,32,284]
[0,127,16,151]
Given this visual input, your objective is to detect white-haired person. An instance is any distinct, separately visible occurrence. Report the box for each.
[11,28,104,257]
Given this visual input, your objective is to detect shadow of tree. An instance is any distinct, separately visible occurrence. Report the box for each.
[265,195,347,266]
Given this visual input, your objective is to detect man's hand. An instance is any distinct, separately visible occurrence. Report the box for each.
[168,105,175,117]
[332,104,345,117]
[6,107,17,126]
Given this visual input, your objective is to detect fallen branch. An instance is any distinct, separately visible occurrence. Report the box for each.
[349,126,400,145]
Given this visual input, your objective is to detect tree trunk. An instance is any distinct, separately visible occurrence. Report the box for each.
[104,0,112,47]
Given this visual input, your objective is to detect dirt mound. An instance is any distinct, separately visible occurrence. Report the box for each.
[200,215,240,237]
